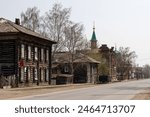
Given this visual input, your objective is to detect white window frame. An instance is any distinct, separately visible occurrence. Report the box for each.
[28,67,31,80]
[35,47,38,60]
[34,68,38,80]
[28,46,31,60]
[21,44,25,58]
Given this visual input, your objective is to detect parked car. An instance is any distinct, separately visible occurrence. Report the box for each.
[99,75,111,83]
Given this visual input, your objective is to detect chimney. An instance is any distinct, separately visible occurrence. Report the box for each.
[15,18,20,25]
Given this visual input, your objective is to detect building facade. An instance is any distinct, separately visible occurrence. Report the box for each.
[90,25,117,82]
[0,18,56,88]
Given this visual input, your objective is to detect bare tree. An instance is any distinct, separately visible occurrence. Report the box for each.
[143,64,150,78]
[20,4,88,55]
[64,23,85,52]
[43,3,71,56]
[64,23,86,75]
[21,7,41,32]
[116,47,137,80]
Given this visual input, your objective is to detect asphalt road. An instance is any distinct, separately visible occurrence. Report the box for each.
[17,79,150,100]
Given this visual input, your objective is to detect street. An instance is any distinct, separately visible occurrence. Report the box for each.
[15,79,150,100]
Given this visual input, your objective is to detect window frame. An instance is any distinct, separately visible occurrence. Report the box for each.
[35,47,38,60]
[41,48,44,61]
[21,44,25,59]
[46,49,49,62]
[28,46,31,60]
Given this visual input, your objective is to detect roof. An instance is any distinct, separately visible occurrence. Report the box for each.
[53,52,100,64]
[0,18,56,44]
[99,44,109,52]
[74,54,100,63]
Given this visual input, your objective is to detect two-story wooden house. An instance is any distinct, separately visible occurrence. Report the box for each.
[0,18,56,88]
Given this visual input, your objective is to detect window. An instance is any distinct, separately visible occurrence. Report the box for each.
[21,44,25,58]
[24,67,28,82]
[46,49,49,62]
[46,68,49,81]
[20,67,24,82]
[41,68,44,82]
[35,47,38,60]
[28,46,31,60]
[44,68,47,82]
[28,67,31,81]
[64,63,69,73]
[34,68,38,81]
[41,48,44,61]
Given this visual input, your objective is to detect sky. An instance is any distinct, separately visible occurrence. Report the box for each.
[1,0,150,66]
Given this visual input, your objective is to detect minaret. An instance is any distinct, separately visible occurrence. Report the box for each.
[91,23,97,49]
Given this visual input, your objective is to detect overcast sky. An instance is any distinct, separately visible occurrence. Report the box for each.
[1,0,150,66]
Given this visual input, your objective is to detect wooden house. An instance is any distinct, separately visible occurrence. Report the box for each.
[0,18,56,88]
[52,52,100,84]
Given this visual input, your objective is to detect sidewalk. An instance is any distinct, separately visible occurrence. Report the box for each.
[8,83,95,90]
[0,83,95,100]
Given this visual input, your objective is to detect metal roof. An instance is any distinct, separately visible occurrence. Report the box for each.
[0,18,56,43]
[53,52,100,64]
